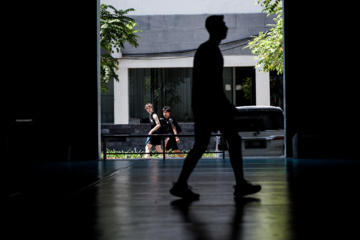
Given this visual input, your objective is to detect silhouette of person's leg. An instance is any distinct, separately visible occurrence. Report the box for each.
[222,124,261,197]
[176,123,212,185]
[219,118,261,197]
[221,126,244,185]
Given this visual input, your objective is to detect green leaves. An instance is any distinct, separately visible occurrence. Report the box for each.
[255,0,282,16]
[247,0,283,74]
[100,4,141,93]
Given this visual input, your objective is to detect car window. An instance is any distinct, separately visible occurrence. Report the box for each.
[234,111,284,131]
[235,117,265,131]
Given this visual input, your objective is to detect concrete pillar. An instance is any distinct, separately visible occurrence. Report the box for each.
[255,69,270,106]
[114,67,129,124]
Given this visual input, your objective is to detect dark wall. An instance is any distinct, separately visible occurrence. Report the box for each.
[5,1,100,161]
[283,1,359,158]
[4,1,359,161]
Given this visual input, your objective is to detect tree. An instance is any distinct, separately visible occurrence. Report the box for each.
[246,0,283,74]
[100,4,141,93]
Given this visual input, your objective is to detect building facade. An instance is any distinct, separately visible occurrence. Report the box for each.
[101,0,278,124]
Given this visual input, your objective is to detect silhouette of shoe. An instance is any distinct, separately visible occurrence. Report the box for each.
[170,182,200,200]
[234,180,261,197]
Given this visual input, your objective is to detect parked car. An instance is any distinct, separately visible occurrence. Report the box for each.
[216,106,284,157]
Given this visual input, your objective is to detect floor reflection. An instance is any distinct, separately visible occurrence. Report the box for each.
[170,197,262,240]
[7,158,360,240]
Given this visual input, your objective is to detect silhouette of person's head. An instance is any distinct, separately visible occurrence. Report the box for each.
[205,15,228,41]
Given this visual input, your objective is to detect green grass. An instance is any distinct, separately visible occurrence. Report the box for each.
[102,149,216,159]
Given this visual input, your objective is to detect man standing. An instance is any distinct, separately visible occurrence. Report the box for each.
[144,103,163,158]
[162,106,184,158]
[170,16,261,199]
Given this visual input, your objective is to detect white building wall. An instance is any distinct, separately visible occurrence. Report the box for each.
[101,0,263,15]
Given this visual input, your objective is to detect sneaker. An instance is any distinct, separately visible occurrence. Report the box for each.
[234,180,261,197]
[170,182,200,200]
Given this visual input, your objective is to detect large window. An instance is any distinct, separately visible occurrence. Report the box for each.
[129,68,193,123]
[101,78,114,123]
[129,67,256,123]
[270,71,283,109]
[223,67,256,106]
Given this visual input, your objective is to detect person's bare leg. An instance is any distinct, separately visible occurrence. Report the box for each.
[144,143,152,158]
[174,150,184,157]
[155,145,163,153]
[155,145,164,157]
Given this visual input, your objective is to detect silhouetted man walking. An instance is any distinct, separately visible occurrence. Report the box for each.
[170,15,261,199]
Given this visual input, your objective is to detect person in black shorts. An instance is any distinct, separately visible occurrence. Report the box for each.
[169,15,261,199]
[144,103,163,158]
[162,106,184,157]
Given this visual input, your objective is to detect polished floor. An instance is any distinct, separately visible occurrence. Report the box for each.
[4,158,360,240]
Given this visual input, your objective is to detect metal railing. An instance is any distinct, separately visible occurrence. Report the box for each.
[102,133,225,160]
